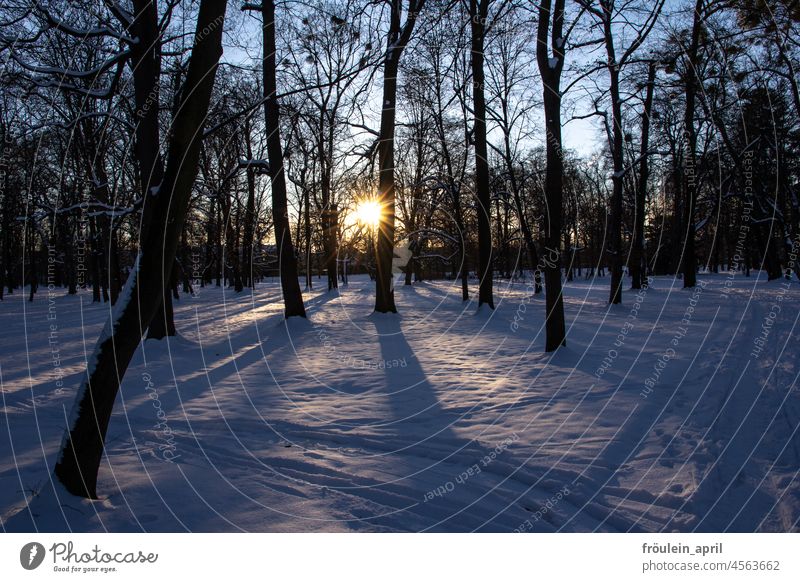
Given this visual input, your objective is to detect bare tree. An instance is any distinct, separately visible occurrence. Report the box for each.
[535,0,567,350]
[469,0,494,309]
[55,0,229,498]
[260,0,307,317]
[582,0,664,302]
[374,0,425,313]
[630,60,656,289]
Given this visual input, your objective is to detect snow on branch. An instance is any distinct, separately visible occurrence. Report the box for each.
[38,8,136,44]
[10,49,131,81]
[238,159,270,174]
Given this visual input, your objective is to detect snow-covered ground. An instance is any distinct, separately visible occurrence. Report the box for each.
[1,271,798,532]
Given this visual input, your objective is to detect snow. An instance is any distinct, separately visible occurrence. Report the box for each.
[1,272,799,532]
[59,253,140,449]
[238,159,270,172]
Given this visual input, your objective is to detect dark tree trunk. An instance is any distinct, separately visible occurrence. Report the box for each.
[374,49,399,313]
[670,154,682,275]
[181,227,192,294]
[470,0,494,309]
[681,0,703,289]
[109,232,121,304]
[65,219,77,295]
[224,196,243,292]
[215,199,222,286]
[304,183,312,290]
[243,120,257,288]
[603,8,625,304]
[54,0,228,498]
[374,1,423,312]
[89,218,101,302]
[206,198,217,286]
[511,171,542,294]
[323,206,338,292]
[148,276,177,339]
[262,0,306,318]
[631,62,656,290]
[537,0,567,351]
[129,0,177,338]
[28,227,38,302]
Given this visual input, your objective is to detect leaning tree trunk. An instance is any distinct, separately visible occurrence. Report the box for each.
[470,0,494,309]
[262,0,306,318]
[537,0,567,351]
[54,0,228,498]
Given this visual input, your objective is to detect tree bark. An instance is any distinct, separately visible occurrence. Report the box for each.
[603,5,625,305]
[630,61,656,290]
[54,0,228,498]
[262,0,306,318]
[374,1,423,312]
[147,283,177,338]
[242,119,257,288]
[536,0,567,351]
[470,0,494,309]
[126,0,178,339]
[681,0,703,289]
[304,181,312,290]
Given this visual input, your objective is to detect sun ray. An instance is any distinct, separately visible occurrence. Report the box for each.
[354,199,382,228]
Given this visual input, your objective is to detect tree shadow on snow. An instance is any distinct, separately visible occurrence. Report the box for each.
[361,314,536,532]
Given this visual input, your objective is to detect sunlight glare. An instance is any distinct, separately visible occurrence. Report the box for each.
[355,199,382,228]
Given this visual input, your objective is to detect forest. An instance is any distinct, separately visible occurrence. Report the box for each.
[1,0,799,533]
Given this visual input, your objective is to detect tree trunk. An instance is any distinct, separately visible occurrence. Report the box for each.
[304,183,312,290]
[670,153,683,275]
[323,206,338,292]
[109,231,121,304]
[511,171,542,294]
[537,0,567,351]
[243,120,257,288]
[603,8,625,304]
[147,273,177,339]
[54,0,228,498]
[89,218,101,302]
[470,0,494,309]
[28,226,38,302]
[130,0,176,337]
[374,48,399,313]
[262,0,306,318]
[631,62,656,290]
[681,0,703,289]
[374,2,420,313]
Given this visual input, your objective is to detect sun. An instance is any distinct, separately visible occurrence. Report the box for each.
[354,199,383,228]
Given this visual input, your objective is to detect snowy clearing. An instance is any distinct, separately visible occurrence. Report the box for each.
[1,273,798,532]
